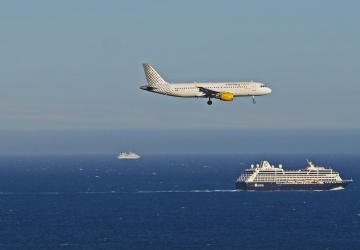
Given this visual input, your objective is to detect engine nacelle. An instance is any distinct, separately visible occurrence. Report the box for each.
[219,92,234,101]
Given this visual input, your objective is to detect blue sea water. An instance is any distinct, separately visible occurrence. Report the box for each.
[0,154,359,250]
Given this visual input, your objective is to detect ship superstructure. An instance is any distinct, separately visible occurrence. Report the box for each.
[236,160,352,191]
[117,152,140,159]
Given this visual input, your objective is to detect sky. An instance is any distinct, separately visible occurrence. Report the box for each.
[1,0,360,155]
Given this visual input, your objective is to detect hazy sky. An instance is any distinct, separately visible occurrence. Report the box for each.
[1,1,360,154]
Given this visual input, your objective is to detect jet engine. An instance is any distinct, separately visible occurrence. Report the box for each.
[219,92,234,101]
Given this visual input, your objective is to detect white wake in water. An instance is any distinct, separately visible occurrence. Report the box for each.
[1,190,242,195]
[136,189,241,193]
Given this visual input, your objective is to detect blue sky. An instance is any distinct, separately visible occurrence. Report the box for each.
[1,1,360,154]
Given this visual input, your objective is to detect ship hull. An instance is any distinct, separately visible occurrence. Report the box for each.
[118,156,140,160]
[236,181,352,191]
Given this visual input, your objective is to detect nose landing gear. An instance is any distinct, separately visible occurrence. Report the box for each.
[252,96,256,104]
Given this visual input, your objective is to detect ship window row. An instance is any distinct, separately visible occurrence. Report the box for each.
[256,170,333,172]
[255,176,337,179]
[257,173,336,176]
[258,171,284,173]
[254,176,337,180]
[257,170,333,173]
[253,178,338,182]
[255,175,337,179]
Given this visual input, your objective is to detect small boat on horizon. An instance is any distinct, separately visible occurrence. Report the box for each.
[117,152,140,159]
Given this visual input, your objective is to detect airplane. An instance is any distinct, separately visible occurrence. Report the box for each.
[140,63,272,105]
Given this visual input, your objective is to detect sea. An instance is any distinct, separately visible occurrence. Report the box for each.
[0,154,359,250]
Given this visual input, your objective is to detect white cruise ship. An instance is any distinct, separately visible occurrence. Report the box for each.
[236,160,352,191]
[117,152,140,159]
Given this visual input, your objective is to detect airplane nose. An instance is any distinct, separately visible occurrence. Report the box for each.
[267,87,272,94]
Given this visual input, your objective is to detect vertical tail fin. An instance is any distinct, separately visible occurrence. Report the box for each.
[143,63,167,86]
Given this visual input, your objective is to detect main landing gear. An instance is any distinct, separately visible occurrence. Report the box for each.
[207,98,213,105]
[252,95,256,104]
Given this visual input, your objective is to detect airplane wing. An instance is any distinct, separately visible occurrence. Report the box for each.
[195,86,220,98]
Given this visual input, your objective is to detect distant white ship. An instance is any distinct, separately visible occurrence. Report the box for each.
[117,152,140,159]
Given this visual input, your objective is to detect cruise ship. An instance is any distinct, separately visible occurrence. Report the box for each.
[117,152,140,159]
[236,160,352,191]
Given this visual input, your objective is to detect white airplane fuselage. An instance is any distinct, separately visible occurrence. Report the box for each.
[141,82,270,98]
[140,64,272,105]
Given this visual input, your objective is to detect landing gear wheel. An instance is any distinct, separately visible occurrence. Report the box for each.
[207,100,213,105]
[252,96,256,104]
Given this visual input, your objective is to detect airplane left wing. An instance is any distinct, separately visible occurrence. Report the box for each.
[195,85,220,98]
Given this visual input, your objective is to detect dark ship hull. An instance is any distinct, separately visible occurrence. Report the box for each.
[236,180,352,191]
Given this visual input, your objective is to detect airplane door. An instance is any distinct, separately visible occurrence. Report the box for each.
[252,83,256,92]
